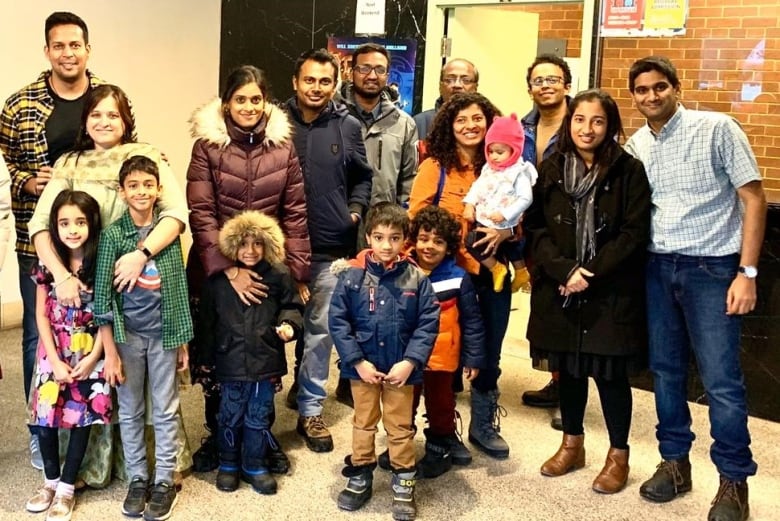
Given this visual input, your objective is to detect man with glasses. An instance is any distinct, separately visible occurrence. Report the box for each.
[625,56,764,521]
[519,54,572,429]
[342,43,418,218]
[414,58,479,140]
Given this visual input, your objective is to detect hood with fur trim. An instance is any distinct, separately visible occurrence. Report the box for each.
[218,211,286,267]
[189,97,292,148]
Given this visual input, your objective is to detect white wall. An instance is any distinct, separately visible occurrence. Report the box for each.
[0,0,221,326]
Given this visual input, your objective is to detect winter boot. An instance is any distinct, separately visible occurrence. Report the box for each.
[337,456,375,511]
[444,411,472,466]
[391,469,418,521]
[193,391,221,472]
[265,431,290,475]
[241,428,277,495]
[418,429,453,478]
[468,388,510,459]
[216,426,241,492]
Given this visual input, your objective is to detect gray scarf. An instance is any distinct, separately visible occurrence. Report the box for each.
[562,152,600,265]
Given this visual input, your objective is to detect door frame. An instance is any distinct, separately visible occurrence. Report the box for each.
[422,0,596,110]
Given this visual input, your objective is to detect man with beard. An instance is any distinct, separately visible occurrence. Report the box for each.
[518,54,572,429]
[414,58,479,141]
[0,11,105,470]
[341,43,418,220]
[284,49,373,452]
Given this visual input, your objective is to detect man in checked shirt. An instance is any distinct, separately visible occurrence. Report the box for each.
[625,56,766,521]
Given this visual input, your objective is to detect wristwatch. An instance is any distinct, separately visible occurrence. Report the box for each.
[138,246,153,260]
[738,265,758,279]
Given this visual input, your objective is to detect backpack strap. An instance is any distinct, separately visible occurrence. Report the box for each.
[432,165,446,206]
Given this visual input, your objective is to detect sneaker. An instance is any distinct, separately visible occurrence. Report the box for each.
[143,482,177,521]
[296,415,334,452]
[46,494,75,521]
[521,379,559,408]
[26,485,56,513]
[707,477,749,521]
[122,477,149,518]
[30,433,44,470]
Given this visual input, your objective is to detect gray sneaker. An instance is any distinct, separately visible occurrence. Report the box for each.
[30,434,43,470]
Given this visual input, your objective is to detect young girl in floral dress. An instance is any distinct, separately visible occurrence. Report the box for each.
[26,191,111,521]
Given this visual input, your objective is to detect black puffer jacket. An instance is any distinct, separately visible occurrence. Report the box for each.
[285,98,373,261]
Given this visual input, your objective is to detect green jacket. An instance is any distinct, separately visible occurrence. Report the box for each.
[93,209,193,349]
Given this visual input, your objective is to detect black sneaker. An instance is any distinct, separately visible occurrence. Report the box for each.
[122,477,148,518]
[143,482,177,521]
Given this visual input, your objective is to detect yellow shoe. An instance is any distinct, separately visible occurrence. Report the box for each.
[511,267,530,293]
[490,263,509,292]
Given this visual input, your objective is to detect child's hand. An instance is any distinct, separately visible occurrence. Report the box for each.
[488,211,505,224]
[71,353,99,381]
[275,324,294,342]
[355,360,386,384]
[463,205,476,223]
[52,359,74,384]
[177,344,189,372]
[463,366,480,381]
[384,360,415,387]
[104,353,125,387]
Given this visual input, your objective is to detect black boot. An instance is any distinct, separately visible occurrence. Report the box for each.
[241,428,277,495]
[521,378,559,408]
[391,469,418,521]
[216,425,240,492]
[468,389,509,459]
[335,377,354,408]
[444,411,472,466]
[639,456,692,503]
[193,391,221,473]
[337,456,375,511]
[708,477,749,521]
[418,429,453,479]
[265,432,290,475]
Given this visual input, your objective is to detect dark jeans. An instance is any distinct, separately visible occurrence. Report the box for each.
[646,253,757,481]
[470,269,511,392]
[19,255,39,436]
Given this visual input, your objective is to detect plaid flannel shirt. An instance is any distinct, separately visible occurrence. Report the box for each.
[93,209,193,350]
[0,71,111,258]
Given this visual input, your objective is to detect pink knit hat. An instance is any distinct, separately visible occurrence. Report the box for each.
[484,113,524,169]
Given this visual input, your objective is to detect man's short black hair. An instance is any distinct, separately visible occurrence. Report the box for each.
[45,12,89,46]
[526,54,572,89]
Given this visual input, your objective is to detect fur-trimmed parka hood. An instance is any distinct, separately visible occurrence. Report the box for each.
[219,211,286,267]
[189,97,292,148]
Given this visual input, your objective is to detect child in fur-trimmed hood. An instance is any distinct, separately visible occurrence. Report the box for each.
[196,210,303,495]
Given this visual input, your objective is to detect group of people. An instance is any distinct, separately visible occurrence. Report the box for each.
[0,9,765,521]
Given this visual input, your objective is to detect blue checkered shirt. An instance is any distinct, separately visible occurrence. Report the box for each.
[625,105,761,256]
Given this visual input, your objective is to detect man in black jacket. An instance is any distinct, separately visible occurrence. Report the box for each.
[284,49,373,453]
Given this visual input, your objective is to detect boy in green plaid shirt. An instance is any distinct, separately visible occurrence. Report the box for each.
[94,155,192,521]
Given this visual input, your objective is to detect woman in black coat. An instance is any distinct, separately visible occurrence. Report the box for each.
[524,89,651,494]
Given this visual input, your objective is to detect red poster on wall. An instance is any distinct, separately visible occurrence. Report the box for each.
[602,0,644,33]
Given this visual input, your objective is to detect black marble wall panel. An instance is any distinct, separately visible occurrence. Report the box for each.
[221,0,427,112]
[631,204,780,423]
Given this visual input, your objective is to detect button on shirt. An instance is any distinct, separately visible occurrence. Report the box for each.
[625,105,762,256]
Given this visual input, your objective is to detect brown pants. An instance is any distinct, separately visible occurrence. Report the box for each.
[350,380,415,470]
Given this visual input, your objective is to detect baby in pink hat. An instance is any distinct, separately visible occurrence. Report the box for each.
[463,113,538,292]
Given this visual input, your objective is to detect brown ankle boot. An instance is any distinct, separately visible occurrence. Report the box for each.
[592,447,630,494]
[541,434,585,477]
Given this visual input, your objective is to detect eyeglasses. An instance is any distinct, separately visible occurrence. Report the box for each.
[441,76,477,86]
[531,76,564,87]
[353,64,388,76]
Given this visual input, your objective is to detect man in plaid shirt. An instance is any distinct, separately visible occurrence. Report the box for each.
[0,11,104,470]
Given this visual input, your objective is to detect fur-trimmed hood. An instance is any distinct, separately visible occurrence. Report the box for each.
[189,97,292,148]
[218,211,286,267]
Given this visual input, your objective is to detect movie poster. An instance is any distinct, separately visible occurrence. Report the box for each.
[328,36,417,115]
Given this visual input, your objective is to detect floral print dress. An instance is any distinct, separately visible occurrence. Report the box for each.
[29,268,112,428]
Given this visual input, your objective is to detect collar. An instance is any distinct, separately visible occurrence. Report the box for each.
[648,104,684,138]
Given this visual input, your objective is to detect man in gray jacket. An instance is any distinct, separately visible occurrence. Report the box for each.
[342,43,418,224]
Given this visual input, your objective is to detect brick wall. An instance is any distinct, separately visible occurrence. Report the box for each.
[599,0,780,201]
[512,3,584,58]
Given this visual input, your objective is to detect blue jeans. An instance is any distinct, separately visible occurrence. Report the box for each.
[470,269,511,392]
[297,261,338,416]
[646,253,757,481]
[18,255,38,401]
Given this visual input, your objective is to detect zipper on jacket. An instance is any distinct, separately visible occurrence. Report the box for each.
[378,137,383,170]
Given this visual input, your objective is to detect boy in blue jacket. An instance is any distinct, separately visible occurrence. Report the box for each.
[329,202,439,521]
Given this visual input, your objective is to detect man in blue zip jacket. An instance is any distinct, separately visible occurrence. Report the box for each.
[284,48,374,453]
